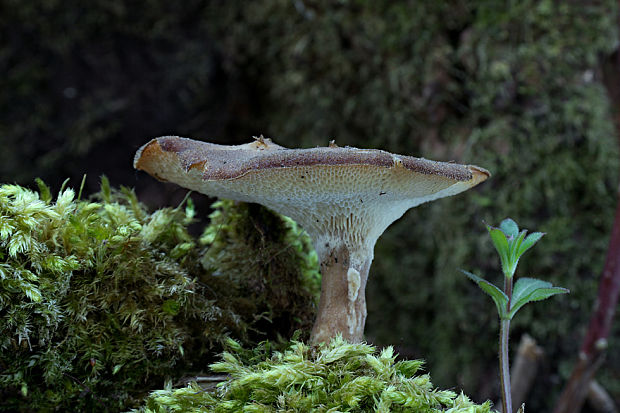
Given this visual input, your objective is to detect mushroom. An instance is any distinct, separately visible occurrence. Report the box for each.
[134,136,490,343]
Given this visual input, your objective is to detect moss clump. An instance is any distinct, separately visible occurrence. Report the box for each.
[0,179,319,411]
[141,336,492,413]
[200,200,320,341]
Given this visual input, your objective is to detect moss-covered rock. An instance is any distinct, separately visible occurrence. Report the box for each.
[0,179,319,411]
[140,336,492,413]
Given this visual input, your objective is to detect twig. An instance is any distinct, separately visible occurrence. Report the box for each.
[587,380,618,413]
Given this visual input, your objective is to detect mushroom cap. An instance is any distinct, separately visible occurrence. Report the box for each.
[134,136,489,266]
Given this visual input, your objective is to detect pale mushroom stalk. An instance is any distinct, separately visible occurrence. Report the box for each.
[311,242,371,343]
[134,136,489,343]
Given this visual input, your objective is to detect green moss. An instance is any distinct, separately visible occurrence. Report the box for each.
[140,336,492,413]
[200,200,321,329]
[0,179,319,411]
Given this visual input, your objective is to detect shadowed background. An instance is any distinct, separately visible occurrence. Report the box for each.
[1,0,619,410]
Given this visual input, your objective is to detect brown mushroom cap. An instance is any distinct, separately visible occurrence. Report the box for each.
[134,135,490,343]
[135,136,488,262]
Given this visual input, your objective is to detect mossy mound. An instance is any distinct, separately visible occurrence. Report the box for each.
[0,179,319,411]
[141,336,492,413]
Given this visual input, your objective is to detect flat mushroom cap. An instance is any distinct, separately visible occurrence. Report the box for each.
[134,136,489,265]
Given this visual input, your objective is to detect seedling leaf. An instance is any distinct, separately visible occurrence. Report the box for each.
[509,277,569,318]
[510,230,527,259]
[499,218,519,238]
[517,232,545,257]
[487,226,511,275]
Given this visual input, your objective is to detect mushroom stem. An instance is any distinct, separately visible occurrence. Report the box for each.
[311,244,372,344]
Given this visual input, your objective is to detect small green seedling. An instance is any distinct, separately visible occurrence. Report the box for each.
[462,218,568,413]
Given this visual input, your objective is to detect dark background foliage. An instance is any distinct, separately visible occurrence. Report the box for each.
[1,0,619,411]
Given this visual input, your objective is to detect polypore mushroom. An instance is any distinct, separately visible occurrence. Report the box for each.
[134,136,489,343]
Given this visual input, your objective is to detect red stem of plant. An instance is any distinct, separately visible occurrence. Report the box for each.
[553,42,620,413]
[553,197,620,413]
[581,198,620,355]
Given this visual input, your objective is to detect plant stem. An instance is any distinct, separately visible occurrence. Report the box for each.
[500,275,514,413]
[500,318,512,413]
